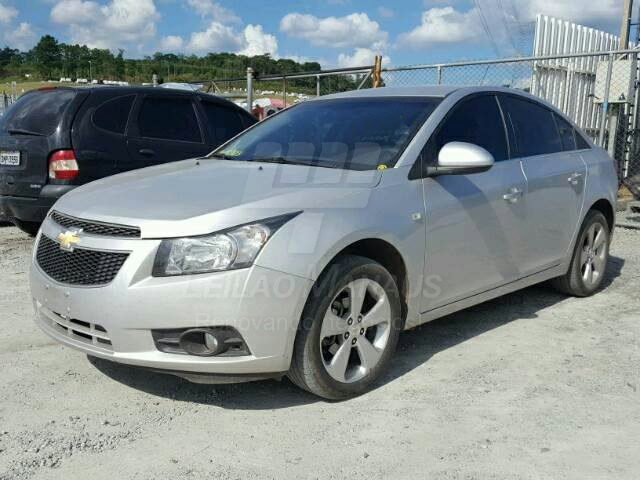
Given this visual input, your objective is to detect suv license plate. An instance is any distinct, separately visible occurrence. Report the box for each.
[0,151,20,166]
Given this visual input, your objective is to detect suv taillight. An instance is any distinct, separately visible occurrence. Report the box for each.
[48,150,79,180]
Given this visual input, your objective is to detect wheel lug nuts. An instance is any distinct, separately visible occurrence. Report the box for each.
[351,338,357,345]
[344,332,350,339]
[347,318,353,325]
[360,328,364,335]
[357,316,362,323]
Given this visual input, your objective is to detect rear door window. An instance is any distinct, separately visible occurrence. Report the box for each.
[1,89,76,136]
[92,95,135,135]
[434,95,509,162]
[138,96,202,143]
[201,102,246,143]
[500,96,562,157]
[575,131,591,150]
[554,114,577,151]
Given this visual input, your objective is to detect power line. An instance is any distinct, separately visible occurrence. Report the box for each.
[496,0,519,54]
[473,0,501,56]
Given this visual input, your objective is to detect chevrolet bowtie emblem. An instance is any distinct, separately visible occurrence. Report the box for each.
[57,229,82,252]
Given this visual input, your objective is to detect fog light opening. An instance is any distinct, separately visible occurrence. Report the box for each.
[179,329,225,357]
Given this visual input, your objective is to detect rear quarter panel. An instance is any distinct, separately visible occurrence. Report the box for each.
[581,146,618,223]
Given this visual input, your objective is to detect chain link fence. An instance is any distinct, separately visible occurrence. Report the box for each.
[0,87,17,117]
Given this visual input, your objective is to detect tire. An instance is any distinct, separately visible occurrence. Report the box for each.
[12,219,41,237]
[288,255,403,400]
[551,210,610,297]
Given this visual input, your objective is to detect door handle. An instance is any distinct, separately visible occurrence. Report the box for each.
[139,149,155,157]
[568,172,583,186]
[503,187,523,203]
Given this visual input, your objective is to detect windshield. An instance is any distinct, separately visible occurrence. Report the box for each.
[1,89,76,136]
[211,97,441,170]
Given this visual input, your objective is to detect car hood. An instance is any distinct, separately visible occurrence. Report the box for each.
[54,158,381,237]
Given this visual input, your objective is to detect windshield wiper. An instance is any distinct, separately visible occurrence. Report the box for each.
[252,156,340,169]
[208,153,236,160]
[6,128,45,137]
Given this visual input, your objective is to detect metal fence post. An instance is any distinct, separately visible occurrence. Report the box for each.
[283,78,287,107]
[598,54,614,147]
[11,81,16,101]
[316,75,320,97]
[246,67,253,113]
[436,66,443,85]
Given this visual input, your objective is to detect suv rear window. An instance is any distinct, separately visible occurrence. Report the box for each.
[202,102,246,143]
[1,89,76,136]
[92,94,135,134]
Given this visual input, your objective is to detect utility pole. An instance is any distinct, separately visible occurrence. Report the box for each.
[621,0,634,49]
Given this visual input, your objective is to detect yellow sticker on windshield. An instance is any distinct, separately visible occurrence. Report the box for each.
[377,164,387,170]
[220,149,242,157]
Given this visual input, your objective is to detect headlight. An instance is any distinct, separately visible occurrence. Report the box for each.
[152,212,300,276]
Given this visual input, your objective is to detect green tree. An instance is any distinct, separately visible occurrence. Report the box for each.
[115,49,125,79]
[32,35,62,79]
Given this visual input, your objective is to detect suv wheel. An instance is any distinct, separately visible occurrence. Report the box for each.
[289,255,402,400]
[551,210,610,297]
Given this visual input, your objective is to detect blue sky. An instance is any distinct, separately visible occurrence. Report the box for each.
[0,0,626,67]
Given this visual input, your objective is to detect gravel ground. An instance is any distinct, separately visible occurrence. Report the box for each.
[0,224,639,480]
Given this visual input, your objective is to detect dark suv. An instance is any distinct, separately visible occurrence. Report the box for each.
[0,86,256,235]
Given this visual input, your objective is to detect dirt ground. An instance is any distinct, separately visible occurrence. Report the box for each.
[0,224,639,480]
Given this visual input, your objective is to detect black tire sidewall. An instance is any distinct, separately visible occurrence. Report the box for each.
[294,255,402,399]
[569,211,610,296]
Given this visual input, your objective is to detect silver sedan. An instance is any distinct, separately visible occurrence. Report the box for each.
[30,86,617,399]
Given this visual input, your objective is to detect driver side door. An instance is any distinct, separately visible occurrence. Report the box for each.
[419,94,528,313]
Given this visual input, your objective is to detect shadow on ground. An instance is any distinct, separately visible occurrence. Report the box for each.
[90,256,625,409]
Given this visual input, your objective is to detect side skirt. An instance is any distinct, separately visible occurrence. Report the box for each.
[408,263,567,329]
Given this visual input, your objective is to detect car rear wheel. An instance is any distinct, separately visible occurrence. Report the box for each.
[288,255,402,400]
[551,210,610,297]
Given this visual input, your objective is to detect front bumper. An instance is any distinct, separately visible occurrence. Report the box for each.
[30,217,313,376]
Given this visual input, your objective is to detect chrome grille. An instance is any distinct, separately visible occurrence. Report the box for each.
[36,235,128,286]
[51,211,141,238]
[46,310,113,350]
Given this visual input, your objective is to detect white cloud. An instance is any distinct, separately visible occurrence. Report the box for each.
[514,0,620,26]
[399,0,624,51]
[398,6,481,47]
[50,0,160,50]
[4,22,37,50]
[186,22,243,52]
[280,12,387,49]
[239,24,278,57]
[0,2,18,24]
[159,35,184,51]
[337,48,390,68]
[170,22,278,57]
[185,0,240,23]
[0,4,36,50]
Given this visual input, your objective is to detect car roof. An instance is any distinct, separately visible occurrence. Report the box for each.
[27,85,239,101]
[315,85,566,117]
[319,86,461,100]
[317,85,544,102]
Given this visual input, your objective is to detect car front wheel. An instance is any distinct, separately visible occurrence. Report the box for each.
[288,255,402,400]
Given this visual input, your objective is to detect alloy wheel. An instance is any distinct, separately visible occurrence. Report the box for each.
[580,222,607,287]
[319,278,392,383]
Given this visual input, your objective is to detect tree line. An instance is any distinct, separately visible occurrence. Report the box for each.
[0,35,365,94]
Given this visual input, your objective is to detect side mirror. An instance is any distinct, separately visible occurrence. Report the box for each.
[426,141,495,177]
